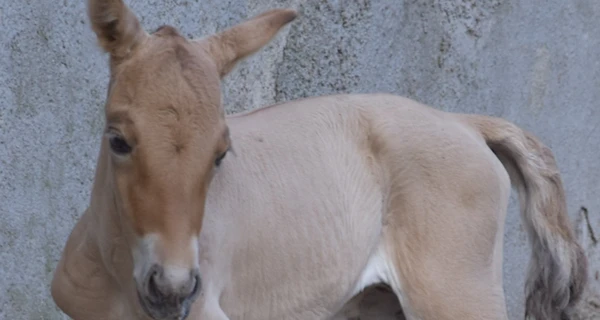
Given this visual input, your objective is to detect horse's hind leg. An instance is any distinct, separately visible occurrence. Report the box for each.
[383,231,508,320]
[381,193,510,320]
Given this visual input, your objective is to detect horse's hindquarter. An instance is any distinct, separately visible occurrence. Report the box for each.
[198,98,388,319]
[364,96,512,318]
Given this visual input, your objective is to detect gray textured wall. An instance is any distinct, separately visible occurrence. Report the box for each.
[1,0,599,319]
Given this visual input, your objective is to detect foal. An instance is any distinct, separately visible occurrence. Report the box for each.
[51,1,587,319]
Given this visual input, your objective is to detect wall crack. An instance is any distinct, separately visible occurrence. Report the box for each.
[581,206,597,246]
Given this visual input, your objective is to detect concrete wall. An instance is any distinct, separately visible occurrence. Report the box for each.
[1,0,599,319]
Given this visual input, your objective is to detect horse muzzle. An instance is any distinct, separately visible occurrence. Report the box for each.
[136,264,201,320]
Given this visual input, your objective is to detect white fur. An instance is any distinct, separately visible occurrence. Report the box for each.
[132,233,159,283]
[351,244,392,296]
[163,236,200,287]
[132,234,200,288]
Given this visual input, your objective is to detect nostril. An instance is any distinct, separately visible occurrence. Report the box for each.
[148,273,159,299]
[189,273,201,298]
[146,265,164,301]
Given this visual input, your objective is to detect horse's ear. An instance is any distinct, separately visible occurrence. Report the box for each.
[88,0,147,58]
[197,9,297,77]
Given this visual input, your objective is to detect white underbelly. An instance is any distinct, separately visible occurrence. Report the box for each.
[333,241,406,320]
[351,241,400,297]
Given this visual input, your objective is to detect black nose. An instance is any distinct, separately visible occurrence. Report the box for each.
[145,265,201,304]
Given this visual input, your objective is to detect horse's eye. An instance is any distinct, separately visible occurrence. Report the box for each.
[215,151,227,167]
[109,135,132,155]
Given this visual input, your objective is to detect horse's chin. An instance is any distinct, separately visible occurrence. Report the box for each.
[136,288,191,320]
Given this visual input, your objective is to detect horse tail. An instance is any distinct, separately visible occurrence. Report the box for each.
[463,114,588,319]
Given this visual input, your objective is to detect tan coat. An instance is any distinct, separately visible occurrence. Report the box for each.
[51,1,587,320]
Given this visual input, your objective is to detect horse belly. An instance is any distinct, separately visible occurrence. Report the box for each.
[220,196,384,319]
[223,187,382,315]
